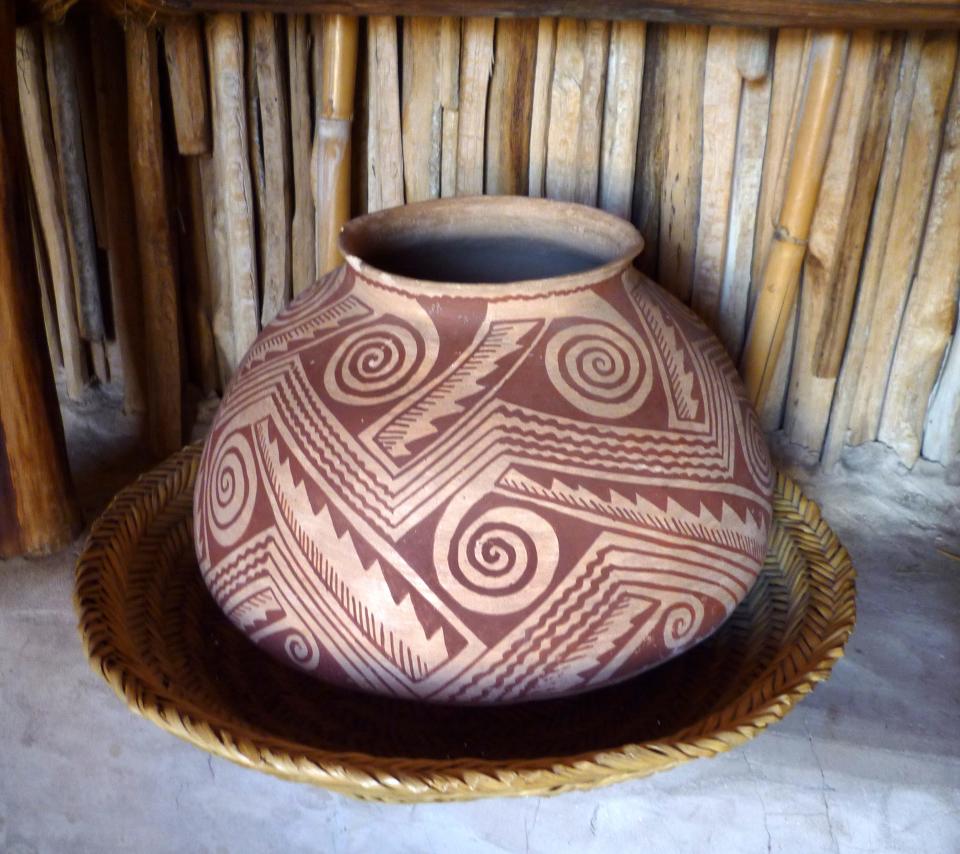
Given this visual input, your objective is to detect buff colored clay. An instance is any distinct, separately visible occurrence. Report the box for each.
[194,196,773,704]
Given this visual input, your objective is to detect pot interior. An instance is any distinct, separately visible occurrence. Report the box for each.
[340,197,644,285]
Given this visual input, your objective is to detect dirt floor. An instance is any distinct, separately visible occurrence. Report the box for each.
[1,385,958,853]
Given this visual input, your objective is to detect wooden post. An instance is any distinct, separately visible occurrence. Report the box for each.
[126,20,183,456]
[288,14,316,294]
[163,18,211,156]
[485,18,538,195]
[16,25,87,401]
[455,17,494,196]
[314,14,359,276]
[366,15,404,212]
[740,31,849,409]
[598,20,645,218]
[528,18,557,199]
[401,17,443,202]
[0,4,80,557]
[90,13,148,415]
[438,16,460,198]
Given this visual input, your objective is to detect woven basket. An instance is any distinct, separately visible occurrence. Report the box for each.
[74,443,855,802]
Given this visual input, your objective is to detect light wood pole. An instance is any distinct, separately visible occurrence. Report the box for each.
[740,30,848,409]
[0,3,80,557]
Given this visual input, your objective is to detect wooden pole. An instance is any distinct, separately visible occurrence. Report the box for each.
[455,17,494,196]
[740,30,849,409]
[821,34,923,468]
[207,13,260,372]
[598,20,645,218]
[163,18,211,156]
[632,22,666,277]
[527,18,557,199]
[485,18,538,195]
[438,16,460,198]
[126,20,183,456]
[43,23,107,381]
[314,14,359,276]
[16,25,88,401]
[401,17,443,202]
[545,19,610,206]
[366,15,404,211]
[0,4,80,557]
[90,13,148,416]
[287,14,316,293]
[252,12,292,323]
[878,62,960,466]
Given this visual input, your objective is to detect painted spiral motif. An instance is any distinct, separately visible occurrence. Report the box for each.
[324,320,424,405]
[208,431,257,547]
[435,507,560,615]
[661,596,705,650]
[545,322,653,418]
[282,629,321,670]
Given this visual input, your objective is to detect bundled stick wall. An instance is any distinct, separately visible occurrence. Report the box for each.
[14,11,960,472]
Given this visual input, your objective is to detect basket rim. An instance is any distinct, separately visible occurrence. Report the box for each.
[74,443,856,801]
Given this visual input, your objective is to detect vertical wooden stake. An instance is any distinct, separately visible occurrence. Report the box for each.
[438,16,460,198]
[598,20,645,219]
[126,20,183,455]
[527,18,557,199]
[207,13,260,371]
[314,14,358,276]
[456,17,494,196]
[163,18,211,156]
[91,13,148,415]
[366,15,404,212]
[16,25,87,400]
[402,17,443,202]
[485,18,538,195]
[287,14,316,294]
[0,4,80,557]
[741,31,849,409]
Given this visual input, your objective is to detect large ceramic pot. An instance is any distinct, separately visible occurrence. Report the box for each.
[194,196,773,705]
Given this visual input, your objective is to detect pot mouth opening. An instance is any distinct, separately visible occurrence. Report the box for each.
[339,196,645,296]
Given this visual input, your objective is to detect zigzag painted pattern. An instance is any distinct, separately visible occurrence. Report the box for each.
[194,264,773,703]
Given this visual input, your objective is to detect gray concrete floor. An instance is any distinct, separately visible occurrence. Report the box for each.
[2,388,959,854]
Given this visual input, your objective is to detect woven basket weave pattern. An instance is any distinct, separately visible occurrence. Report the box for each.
[75,444,855,802]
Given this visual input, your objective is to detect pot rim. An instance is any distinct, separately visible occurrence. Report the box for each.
[338,196,645,299]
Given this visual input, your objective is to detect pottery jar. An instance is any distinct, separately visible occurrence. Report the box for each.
[194,196,773,705]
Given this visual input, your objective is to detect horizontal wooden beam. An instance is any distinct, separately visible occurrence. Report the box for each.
[104,0,960,29]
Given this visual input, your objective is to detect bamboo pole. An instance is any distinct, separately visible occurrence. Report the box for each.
[545,18,610,206]
[314,14,359,276]
[438,16,460,198]
[44,22,107,380]
[163,18,211,156]
[783,32,879,453]
[455,17,494,196]
[751,29,809,307]
[0,4,80,558]
[658,24,707,302]
[740,30,849,409]
[287,14,316,294]
[691,26,743,329]
[527,18,557,199]
[486,18,538,195]
[16,26,87,400]
[401,17,443,202]
[207,13,260,372]
[598,20,645,219]
[90,13,148,415]
[252,12,292,322]
[846,32,958,444]
[821,34,924,468]
[716,33,771,358]
[366,15,404,211]
[632,23,666,277]
[878,64,960,466]
[126,20,183,456]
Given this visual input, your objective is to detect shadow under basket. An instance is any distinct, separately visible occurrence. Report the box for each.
[74,443,855,802]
